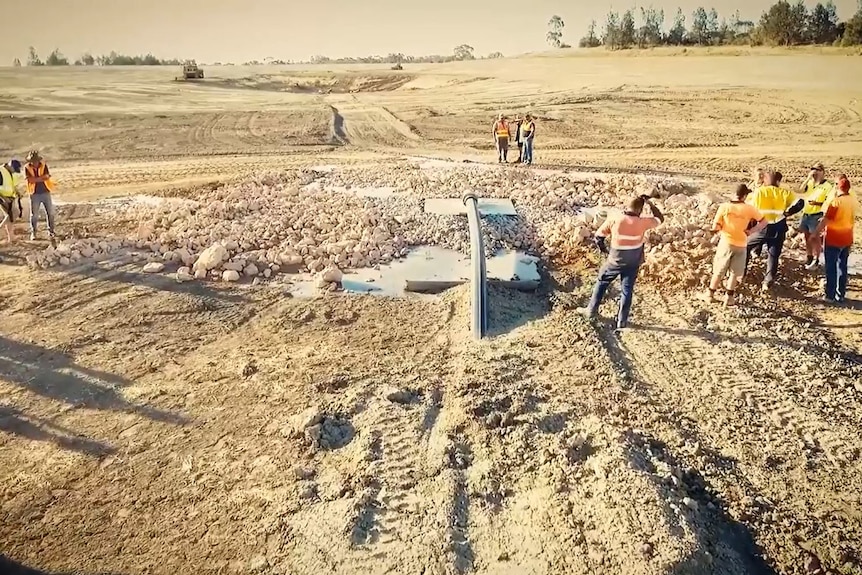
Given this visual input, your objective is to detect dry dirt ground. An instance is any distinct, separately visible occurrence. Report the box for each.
[1,49,862,575]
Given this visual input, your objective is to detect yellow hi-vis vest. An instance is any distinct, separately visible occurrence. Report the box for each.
[747,185,796,224]
[0,166,17,198]
[803,180,832,215]
[522,120,534,135]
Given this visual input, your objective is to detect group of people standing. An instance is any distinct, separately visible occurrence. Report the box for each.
[580,162,857,331]
[0,150,57,245]
[492,114,536,165]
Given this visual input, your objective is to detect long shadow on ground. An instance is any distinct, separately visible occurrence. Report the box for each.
[0,336,188,426]
[0,555,123,575]
[0,406,114,457]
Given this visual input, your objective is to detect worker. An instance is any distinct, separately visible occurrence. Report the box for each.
[512,117,524,163]
[578,195,665,331]
[816,175,858,303]
[0,159,23,243]
[745,170,804,290]
[748,166,766,192]
[24,150,57,244]
[705,184,767,306]
[521,114,536,165]
[492,114,510,163]
[799,162,833,270]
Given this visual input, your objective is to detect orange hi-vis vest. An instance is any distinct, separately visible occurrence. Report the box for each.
[494,120,509,138]
[25,162,55,194]
[597,213,660,250]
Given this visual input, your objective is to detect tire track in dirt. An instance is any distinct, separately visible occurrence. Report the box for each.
[618,317,858,466]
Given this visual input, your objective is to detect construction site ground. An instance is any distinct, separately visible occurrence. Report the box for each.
[1,48,862,575]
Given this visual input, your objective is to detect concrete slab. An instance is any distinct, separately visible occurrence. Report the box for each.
[424,198,518,216]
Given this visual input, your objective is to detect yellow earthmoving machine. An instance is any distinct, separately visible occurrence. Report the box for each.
[181,61,204,80]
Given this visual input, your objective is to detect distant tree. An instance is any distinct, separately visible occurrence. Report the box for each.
[12,58,21,67]
[666,8,687,44]
[604,11,621,49]
[757,0,809,45]
[45,49,69,66]
[730,9,756,43]
[690,7,710,45]
[81,52,95,66]
[807,2,840,43]
[707,9,720,43]
[27,46,42,66]
[487,51,504,59]
[579,19,602,47]
[842,3,862,45]
[620,10,637,47]
[547,15,565,48]
[637,6,665,47]
[453,44,475,60]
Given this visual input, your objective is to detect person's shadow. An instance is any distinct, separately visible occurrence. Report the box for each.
[0,555,124,575]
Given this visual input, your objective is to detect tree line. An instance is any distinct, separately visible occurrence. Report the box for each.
[14,47,185,67]
[544,0,862,50]
[307,45,502,65]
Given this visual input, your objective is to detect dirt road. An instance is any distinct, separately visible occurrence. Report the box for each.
[2,49,862,575]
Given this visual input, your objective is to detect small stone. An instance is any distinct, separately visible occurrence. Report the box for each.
[683,497,698,510]
[244,263,260,277]
[248,554,268,571]
[640,542,653,557]
[142,262,164,273]
[222,270,240,282]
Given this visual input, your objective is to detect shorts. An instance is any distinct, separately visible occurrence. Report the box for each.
[0,197,14,222]
[799,213,823,234]
[713,242,746,278]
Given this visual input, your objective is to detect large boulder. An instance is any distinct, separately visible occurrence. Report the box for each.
[193,243,228,273]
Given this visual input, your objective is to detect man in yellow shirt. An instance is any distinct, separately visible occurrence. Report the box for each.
[0,159,23,243]
[705,184,767,306]
[799,162,833,270]
[816,175,858,303]
[745,171,804,290]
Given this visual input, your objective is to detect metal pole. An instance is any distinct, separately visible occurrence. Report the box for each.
[462,191,487,339]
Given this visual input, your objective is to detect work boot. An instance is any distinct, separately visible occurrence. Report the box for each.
[724,292,737,307]
[29,232,36,241]
[805,258,819,270]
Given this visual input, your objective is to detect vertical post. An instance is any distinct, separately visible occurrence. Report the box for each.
[462,192,488,339]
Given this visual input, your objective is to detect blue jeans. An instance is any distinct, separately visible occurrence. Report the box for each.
[824,245,850,300]
[587,248,642,328]
[522,138,533,164]
[30,192,56,236]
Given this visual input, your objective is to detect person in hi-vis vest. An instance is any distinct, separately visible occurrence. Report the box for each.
[24,150,57,244]
[0,159,23,243]
[521,114,536,165]
[492,114,510,163]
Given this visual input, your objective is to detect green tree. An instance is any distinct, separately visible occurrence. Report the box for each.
[690,7,710,45]
[453,44,475,60]
[842,6,862,45]
[667,8,687,44]
[604,11,621,49]
[758,0,809,45]
[637,6,665,47]
[27,46,42,66]
[707,9,720,44]
[547,15,565,48]
[579,19,602,48]
[620,9,637,47]
[807,2,840,43]
[45,49,69,66]
[81,52,95,66]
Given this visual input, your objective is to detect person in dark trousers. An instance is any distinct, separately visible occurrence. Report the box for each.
[492,114,510,163]
[816,174,858,303]
[24,150,57,244]
[578,195,665,331]
[744,170,804,291]
[0,159,23,243]
[512,118,524,163]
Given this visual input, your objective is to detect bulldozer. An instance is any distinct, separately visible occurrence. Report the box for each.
[179,61,204,80]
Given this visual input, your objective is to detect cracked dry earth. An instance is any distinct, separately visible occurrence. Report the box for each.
[2,253,861,575]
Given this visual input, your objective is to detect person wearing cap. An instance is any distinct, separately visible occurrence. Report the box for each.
[0,159,23,242]
[745,170,804,290]
[512,117,524,163]
[705,184,767,306]
[799,162,833,270]
[24,150,57,243]
[578,194,665,331]
[521,114,536,165]
[492,114,510,163]
[816,175,858,303]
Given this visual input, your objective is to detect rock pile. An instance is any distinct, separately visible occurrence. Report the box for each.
[25,162,727,288]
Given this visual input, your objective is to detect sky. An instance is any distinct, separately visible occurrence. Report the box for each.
[2,0,859,64]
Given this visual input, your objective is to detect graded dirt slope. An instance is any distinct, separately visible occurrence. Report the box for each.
[1,49,862,575]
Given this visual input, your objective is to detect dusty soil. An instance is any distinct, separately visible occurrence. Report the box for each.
[1,49,862,575]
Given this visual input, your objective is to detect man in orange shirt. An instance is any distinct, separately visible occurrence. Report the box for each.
[492,114,510,163]
[578,194,665,331]
[817,174,858,303]
[705,184,767,306]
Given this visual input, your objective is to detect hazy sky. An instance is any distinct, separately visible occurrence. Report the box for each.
[2,0,859,64]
